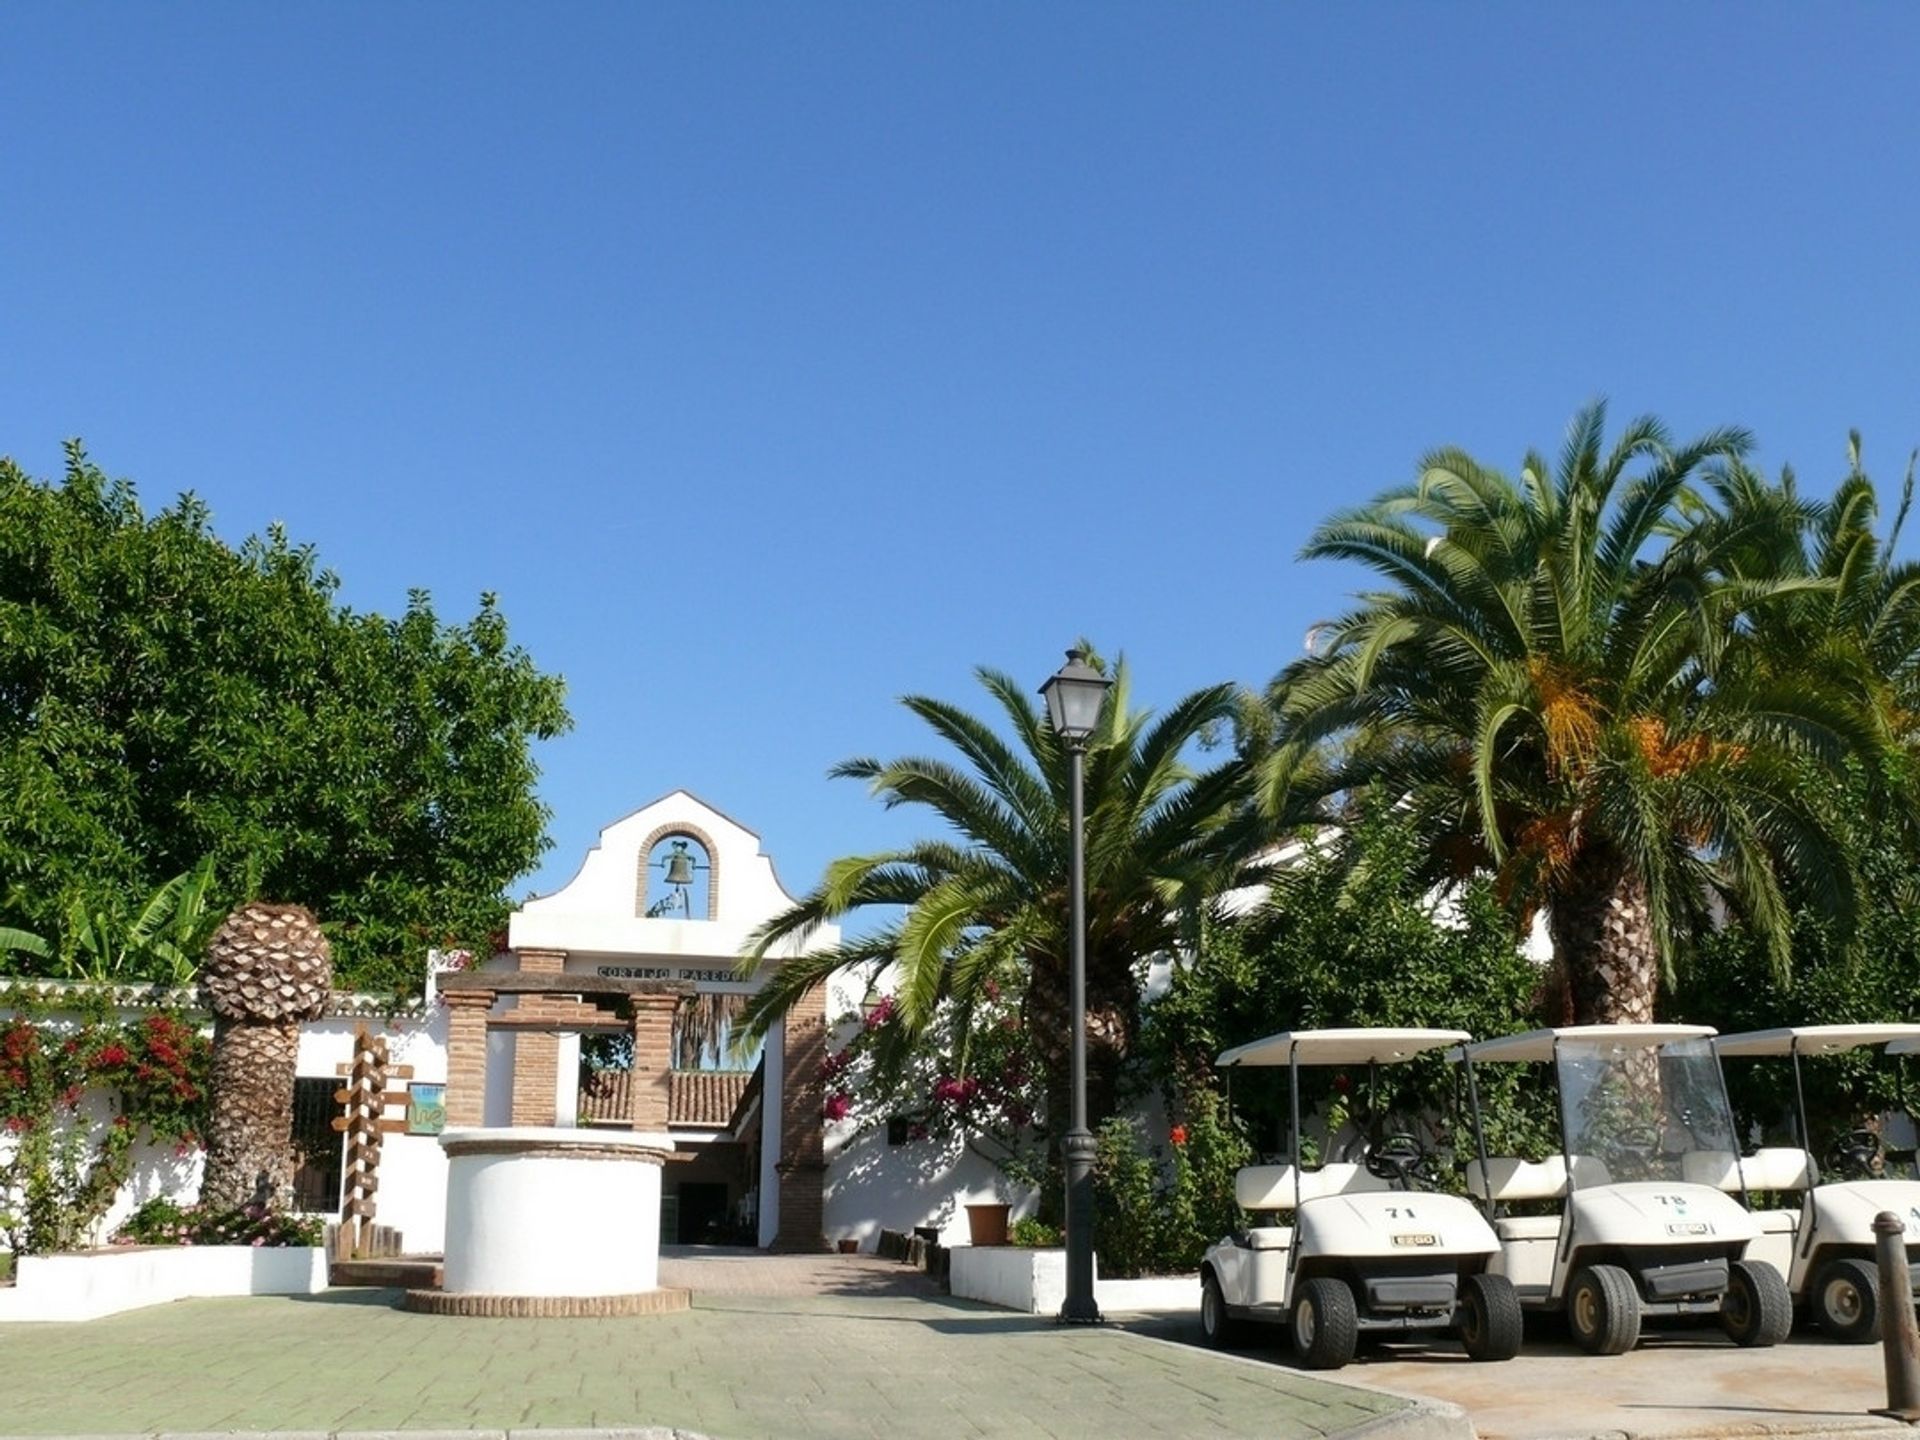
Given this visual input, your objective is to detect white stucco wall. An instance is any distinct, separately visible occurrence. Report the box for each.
[817,965,1036,1249]
[295,1009,451,1255]
[0,995,452,1257]
[509,790,837,975]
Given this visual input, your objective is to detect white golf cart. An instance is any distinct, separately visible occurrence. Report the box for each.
[1198,1028,1522,1370]
[1454,1025,1789,1355]
[1712,1024,1920,1340]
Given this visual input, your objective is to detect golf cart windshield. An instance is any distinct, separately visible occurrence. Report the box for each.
[1558,1037,1737,1185]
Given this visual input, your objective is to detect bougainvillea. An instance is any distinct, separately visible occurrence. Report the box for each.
[817,984,1047,1186]
[114,1195,322,1249]
[0,1010,212,1254]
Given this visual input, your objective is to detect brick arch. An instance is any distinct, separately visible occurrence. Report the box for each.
[634,821,721,920]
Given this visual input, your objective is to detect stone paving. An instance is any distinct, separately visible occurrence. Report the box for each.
[1125,1309,1910,1440]
[0,1259,1421,1440]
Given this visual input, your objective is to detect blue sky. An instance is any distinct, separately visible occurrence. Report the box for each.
[5,6,1919,904]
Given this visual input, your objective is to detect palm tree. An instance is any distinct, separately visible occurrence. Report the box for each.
[199,902,334,1211]
[1271,403,1884,1025]
[738,653,1263,1136]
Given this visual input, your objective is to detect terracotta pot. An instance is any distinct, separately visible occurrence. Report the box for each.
[836,1238,859,1254]
[965,1202,1011,1247]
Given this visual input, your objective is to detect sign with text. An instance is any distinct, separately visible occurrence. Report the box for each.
[406,1082,447,1136]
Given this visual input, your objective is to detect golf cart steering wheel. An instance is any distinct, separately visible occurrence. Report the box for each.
[1364,1131,1429,1190]
[1828,1128,1883,1179]
[1603,1126,1663,1181]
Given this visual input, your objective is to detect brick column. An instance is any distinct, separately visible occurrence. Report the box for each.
[772,981,830,1252]
[510,950,567,1127]
[443,989,495,1129]
[510,992,562,1128]
[627,993,678,1132]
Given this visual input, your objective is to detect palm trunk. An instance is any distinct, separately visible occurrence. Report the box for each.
[201,1018,300,1211]
[1548,848,1659,1026]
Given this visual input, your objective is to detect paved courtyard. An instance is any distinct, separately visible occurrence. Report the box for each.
[1129,1309,1911,1440]
[0,1257,1429,1440]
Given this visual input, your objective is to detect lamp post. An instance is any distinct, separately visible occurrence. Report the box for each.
[1039,647,1111,1325]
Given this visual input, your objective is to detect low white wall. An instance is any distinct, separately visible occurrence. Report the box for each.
[0,1245,327,1322]
[948,1247,1198,1315]
[950,1245,1068,1314]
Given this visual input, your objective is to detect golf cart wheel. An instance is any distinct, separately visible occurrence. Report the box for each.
[1199,1273,1250,1349]
[1812,1257,1882,1343]
[1567,1264,1641,1356]
[1721,1258,1792,1347]
[1459,1271,1524,1361]
[1292,1277,1359,1370]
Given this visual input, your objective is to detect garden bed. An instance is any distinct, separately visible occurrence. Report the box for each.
[0,1243,326,1322]
[947,1245,1195,1315]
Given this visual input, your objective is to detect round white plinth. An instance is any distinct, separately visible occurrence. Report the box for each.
[439,1127,673,1299]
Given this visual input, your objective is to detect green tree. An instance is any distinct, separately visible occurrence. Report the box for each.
[738,652,1263,1140]
[1270,404,1883,1025]
[1142,799,1551,1171]
[0,444,571,993]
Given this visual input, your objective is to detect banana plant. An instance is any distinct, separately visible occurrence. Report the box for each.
[37,856,224,985]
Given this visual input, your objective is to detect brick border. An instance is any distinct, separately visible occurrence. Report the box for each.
[439,1138,669,1164]
[401,1287,692,1318]
[634,822,721,920]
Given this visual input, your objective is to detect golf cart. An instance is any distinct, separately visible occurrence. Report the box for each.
[1712,1024,1920,1341]
[1454,1025,1788,1355]
[1198,1028,1522,1370]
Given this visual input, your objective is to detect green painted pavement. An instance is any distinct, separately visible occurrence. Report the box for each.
[0,1289,1418,1439]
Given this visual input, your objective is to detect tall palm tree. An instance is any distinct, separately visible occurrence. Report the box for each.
[738,653,1264,1134]
[1271,404,1884,1025]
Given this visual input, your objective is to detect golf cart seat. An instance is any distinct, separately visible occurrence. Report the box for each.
[1244,1225,1294,1251]
[1492,1215,1561,1241]
[1465,1154,1612,1203]
[1234,1162,1390,1211]
[1681,1146,1816,1196]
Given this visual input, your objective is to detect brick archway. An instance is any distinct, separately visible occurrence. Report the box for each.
[634,822,721,920]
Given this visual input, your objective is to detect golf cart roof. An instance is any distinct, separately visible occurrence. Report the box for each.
[1216,1028,1472,1068]
[1462,1024,1716,1064]
[1715,1024,1920,1058]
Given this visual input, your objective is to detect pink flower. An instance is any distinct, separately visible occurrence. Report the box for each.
[251,1236,267,1247]
[822,1092,853,1122]
[863,997,895,1029]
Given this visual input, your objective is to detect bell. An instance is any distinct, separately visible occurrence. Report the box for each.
[664,847,695,887]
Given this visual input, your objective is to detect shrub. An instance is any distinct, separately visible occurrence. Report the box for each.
[0,1010,211,1255]
[115,1196,322,1248]
[1009,1216,1060,1248]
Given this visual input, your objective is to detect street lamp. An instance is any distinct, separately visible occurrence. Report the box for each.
[1039,647,1112,1325]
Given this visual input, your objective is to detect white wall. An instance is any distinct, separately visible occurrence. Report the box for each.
[0,1245,326,1322]
[818,965,1036,1249]
[296,1010,451,1254]
[0,997,452,1259]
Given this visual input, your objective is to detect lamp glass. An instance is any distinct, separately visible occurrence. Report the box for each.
[1040,651,1111,740]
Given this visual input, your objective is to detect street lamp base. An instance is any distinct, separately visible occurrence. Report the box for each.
[1058,1299,1103,1326]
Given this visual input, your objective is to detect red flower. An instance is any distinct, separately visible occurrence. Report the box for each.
[3,1116,29,1134]
[95,1045,130,1068]
[1169,1125,1188,1146]
[1333,1073,1351,1094]
[822,1092,853,1122]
